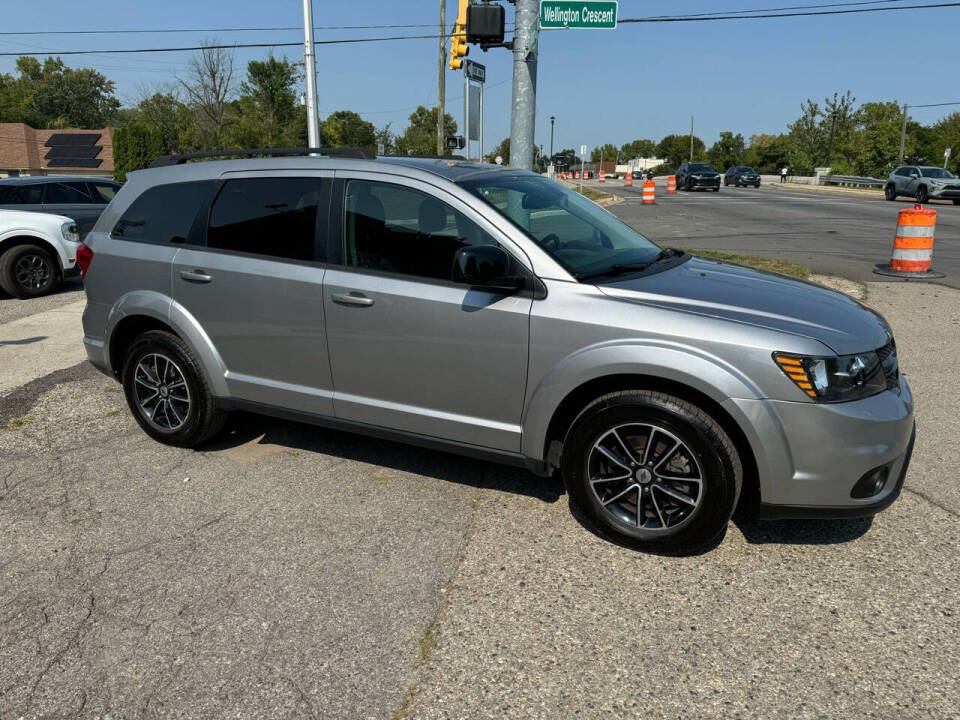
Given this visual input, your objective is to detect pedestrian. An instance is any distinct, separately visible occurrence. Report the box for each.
[780,164,788,183]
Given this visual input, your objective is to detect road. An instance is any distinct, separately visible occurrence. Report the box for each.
[1,232,959,718]
[598,182,960,288]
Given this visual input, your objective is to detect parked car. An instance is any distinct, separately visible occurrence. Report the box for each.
[884,166,960,204]
[0,176,121,238]
[631,170,644,180]
[724,166,761,188]
[0,209,81,298]
[675,163,721,191]
[79,152,914,551]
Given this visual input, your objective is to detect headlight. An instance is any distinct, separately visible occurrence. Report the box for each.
[61,221,79,244]
[774,351,886,402]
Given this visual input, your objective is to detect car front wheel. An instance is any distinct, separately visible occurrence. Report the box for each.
[0,244,59,299]
[561,390,742,552]
[121,330,227,447]
[884,184,897,201]
[916,185,929,204]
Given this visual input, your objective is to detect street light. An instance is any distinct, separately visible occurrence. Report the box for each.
[549,116,556,159]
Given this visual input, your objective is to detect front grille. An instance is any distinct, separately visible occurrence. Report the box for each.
[944,184,960,191]
[876,339,899,390]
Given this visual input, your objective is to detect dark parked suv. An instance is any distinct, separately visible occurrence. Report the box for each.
[675,163,721,191]
[79,150,914,551]
[724,166,761,188]
[0,176,121,238]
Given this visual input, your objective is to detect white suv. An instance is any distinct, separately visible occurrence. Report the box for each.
[0,209,81,298]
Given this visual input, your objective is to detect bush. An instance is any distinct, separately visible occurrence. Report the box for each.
[647,163,674,176]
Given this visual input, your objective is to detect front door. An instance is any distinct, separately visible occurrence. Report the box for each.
[172,173,334,415]
[323,175,532,452]
[42,180,105,238]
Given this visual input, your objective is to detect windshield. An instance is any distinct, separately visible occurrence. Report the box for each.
[458,172,661,278]
[920,167,955,178]
[741,166,757,173]
[689,164,714,172]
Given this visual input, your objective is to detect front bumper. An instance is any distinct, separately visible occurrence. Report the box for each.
[689,177,721,188]
[929,185,960,199]
[723,373,915,515]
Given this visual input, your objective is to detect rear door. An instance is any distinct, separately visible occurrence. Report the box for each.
[42,180,105,238]
[322,173,533,452]
[171,172,334,416]
[0,182,44,213]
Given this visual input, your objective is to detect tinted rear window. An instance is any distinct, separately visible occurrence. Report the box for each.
[207,177,321,262]
[0,183,43,204]
[112,181,217,244]
[90,182,119,203]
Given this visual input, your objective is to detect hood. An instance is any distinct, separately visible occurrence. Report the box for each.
[0,208,73,228]
[598,257,891,355]
[691,170,718,176]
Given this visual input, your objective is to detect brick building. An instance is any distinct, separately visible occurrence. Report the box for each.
[0,123,114,178]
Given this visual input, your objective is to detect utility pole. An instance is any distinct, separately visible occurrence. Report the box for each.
[302,0,320,149]
[437,0,446,156]
[549,116,555,158]
[689,115,694,162]
[509,0,539,171]
[898,103,908,165]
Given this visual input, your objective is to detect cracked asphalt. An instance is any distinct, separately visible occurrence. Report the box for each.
[2,279,959,717]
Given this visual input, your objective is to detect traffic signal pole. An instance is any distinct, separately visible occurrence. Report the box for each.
[302,0,320,150]
[509,0,539,171]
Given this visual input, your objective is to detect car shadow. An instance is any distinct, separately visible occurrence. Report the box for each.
[0,335,46,346]
[733,505,873,545]
[202,411,565,504]
[0,277,83,301]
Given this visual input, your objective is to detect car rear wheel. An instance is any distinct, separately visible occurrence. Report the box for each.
[953,199,960,205]
[561,390,742,552]
[0,244,59,299]
[121,330,227,447]
[916,185,929,204]
[884,184,897,201]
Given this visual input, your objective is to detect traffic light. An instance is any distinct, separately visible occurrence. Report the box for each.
[449,0,469,70]
[466,2,505,44]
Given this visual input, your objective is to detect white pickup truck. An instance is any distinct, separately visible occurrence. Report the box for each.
[0,209,81,298]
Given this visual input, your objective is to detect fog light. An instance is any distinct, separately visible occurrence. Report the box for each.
[851,465,890,499]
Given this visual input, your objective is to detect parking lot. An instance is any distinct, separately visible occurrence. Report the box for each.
[2,192,959,718]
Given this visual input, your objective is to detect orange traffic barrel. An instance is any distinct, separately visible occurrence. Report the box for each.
[624,172,632,187]
[599,170,605,183]
[575,170,580,179]
[874,203,945,278]
[642,180,655,204]
[667,175,677,194]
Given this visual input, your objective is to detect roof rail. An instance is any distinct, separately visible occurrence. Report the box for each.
[402,155,469,161]
[149,147,374,168]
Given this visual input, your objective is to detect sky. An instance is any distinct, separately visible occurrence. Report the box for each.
[1,0,958,158]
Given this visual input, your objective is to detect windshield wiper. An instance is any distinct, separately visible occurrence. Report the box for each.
[575,249,683,282]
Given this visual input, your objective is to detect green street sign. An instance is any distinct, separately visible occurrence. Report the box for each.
[540,1,618,29]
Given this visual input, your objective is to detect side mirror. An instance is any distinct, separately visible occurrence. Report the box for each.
[910,172,919,178]
[452,245,525,292]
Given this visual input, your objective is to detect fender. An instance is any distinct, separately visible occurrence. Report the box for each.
[0,231,69,271]
[520,338,771,463]
[103,290,230,397]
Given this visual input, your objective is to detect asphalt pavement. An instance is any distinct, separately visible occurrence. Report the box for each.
[598,181,960,289]
[1,218,959,717]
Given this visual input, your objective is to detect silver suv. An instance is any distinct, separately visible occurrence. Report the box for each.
[79,151,915,551]
[884,165,960,204]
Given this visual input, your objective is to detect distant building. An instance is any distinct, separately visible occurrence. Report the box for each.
[0,123,114,178]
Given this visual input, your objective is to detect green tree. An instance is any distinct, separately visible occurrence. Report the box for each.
[707,131,746,170]
[127,92,195,153]
[656,134,705,167]
[849,101,909,177]
[321,110,377,152]
[374,122,395,155]
[787,99,824,174]
[590,143,618,164]
[113,123,163,182]
[744,133,796,173]
[395,106,457,156]
[620,139,656,160]
[822,91,856,167]
[221,55,304,149]
[0,56,119,128]
[490,137,510,164]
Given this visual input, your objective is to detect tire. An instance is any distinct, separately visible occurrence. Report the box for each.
[712,186,720,192]
[121,330,227,448]
[884,184,897,201]
[953,199,960,205]
[561,390,742,552]
[916,185,929,204]
[685,179,693,191]
[0,244,59,299]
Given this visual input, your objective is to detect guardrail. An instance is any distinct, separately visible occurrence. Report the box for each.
[819,174,884,188]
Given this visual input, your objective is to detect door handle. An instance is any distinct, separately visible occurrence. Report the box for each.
[331,292,374,307]
[180,269,213,283]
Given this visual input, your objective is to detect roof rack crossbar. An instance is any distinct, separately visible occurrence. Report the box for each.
[149,147,373,168]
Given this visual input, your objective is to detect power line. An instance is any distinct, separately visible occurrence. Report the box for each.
[644,0,913,19]
[1,2,957,57]
[620,1,960,23]
[0,23,513,36]
[910,101,960,108]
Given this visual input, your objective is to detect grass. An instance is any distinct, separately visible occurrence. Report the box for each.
[5,414,33,430]
[574,186,608,202]
[688,249,811,280]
